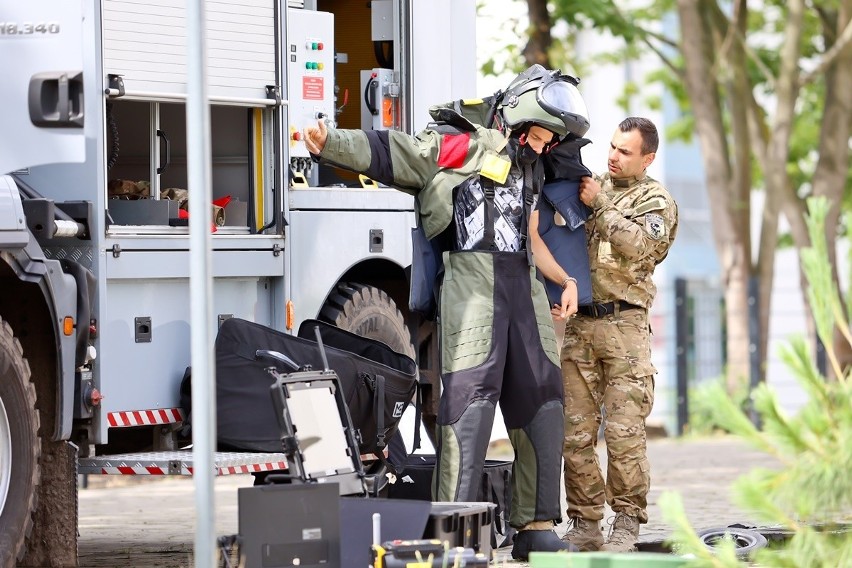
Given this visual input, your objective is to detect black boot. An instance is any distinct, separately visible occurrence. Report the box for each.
[511,529,578,560]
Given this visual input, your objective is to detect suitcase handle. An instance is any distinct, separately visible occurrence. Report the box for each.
[255,349,300,371]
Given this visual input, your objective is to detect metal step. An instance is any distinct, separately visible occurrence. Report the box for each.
[78,451,288,476]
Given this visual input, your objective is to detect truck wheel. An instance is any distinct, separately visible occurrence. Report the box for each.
[0,319,40,568]
[320,283,415,358]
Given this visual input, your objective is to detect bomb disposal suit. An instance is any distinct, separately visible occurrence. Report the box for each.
[309,66,591,542]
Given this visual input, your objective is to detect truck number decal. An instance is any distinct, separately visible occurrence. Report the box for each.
[0,22,61,36]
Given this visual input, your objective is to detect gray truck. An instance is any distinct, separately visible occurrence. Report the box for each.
[0,0,475,564]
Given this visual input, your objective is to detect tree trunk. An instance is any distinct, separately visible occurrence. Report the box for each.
[809,0,852,374]
[677,0,751,391]
[752,0,805,389]
[723,0,763,388]
[723,253,753,388]
[523,0,552,66]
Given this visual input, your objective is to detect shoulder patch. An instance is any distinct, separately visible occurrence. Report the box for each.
[437,133,470,169]
[634,197,667,216]
[480,154,511,184]
[645,213,666,240]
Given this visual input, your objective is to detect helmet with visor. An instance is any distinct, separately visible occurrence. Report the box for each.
[498,64,590,140]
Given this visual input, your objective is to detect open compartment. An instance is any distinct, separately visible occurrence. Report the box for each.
[105,100,273,233]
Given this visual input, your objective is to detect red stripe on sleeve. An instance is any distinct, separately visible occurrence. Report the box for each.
[437,133,470,169]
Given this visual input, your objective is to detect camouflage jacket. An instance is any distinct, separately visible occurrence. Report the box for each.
[316,106,514,240]
[587,173,678,308]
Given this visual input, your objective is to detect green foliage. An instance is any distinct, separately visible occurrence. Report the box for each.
[800,198,845,352]
[475,0,527,80]
[661,196,852,566]
[776,232,794,249]
[686,375,749,437]
[537,0,852,224]
[660,492,743,568]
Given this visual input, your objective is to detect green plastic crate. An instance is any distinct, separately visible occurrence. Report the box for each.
[528,551,597,568]
[529,551,689,568]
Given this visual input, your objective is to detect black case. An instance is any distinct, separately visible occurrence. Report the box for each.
[190,317,417,455]
[387,454,515,549]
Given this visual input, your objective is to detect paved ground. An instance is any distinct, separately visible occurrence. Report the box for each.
[77,435,779,567]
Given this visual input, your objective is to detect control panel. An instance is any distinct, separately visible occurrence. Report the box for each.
[286,9,335,161]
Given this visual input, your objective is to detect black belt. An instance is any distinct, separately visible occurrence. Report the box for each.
[577,300,643,318]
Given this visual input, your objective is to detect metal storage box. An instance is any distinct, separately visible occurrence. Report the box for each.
[107,199,179,225]
[424,502,496,556]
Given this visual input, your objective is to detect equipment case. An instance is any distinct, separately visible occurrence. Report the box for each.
[425,502,497,556]
[181,317,417,456]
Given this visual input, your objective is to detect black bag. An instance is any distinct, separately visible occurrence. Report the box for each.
[182,317,417,455]
[387,454,515,549]
[408,199,444,319]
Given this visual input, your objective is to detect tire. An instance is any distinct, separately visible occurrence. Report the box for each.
[0,318,40,568]
[320,283,415,358]
[697,526,768,557]
[321,283,418,459]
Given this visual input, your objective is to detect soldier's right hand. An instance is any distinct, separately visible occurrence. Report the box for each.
[303,119,328,155]
[579,176,601,206]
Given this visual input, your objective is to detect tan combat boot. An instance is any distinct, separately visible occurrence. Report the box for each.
[561,517,604,551]
[601,513,640,552]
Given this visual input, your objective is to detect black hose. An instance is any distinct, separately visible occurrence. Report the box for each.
[106,101,120,171]
[372,40,393,69]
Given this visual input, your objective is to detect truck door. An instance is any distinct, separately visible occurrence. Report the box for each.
[0,0,86,175]
[406,0,477,134]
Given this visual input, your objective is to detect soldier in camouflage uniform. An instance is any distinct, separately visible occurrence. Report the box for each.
[559,117,678,552]
[304,65,590,560]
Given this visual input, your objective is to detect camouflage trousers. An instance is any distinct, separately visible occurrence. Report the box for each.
[560,307,656,523]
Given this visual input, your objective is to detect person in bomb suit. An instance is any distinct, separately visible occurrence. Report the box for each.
[303,65,589,560]
[558,117,678,553]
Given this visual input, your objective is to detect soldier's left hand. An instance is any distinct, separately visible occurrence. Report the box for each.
[552,281,578,321]
[579,176,601,206]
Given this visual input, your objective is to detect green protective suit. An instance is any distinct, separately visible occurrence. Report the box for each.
[316,106,565,527]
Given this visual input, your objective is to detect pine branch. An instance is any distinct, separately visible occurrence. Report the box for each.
[752,384,824,457]
[658,491,743,567]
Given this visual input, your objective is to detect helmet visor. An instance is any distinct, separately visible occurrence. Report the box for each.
[537,79,589,134]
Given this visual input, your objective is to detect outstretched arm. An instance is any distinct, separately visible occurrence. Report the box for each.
[302,119,441,192]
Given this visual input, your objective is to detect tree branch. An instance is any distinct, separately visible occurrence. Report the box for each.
[604,2,683,77]
[716,0,743,74]
[641,36,684,78]
[639,27,679,50]
[800,16,852,86]
[707,0,777,88]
